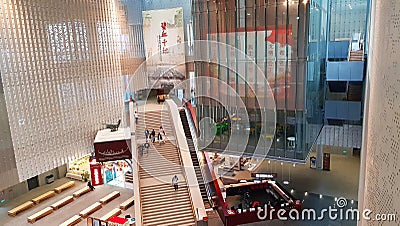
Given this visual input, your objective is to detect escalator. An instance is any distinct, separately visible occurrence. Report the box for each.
[179,109,212,209]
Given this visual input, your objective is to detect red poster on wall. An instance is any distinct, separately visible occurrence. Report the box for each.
[90,163,103,186]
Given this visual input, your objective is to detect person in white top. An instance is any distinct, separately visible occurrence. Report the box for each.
[172,175,179,191]
[134,111,139,124]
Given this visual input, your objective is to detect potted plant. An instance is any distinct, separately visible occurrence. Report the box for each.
[81,171,90,182]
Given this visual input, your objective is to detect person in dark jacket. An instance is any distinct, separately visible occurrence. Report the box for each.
[150,129,156,143]
[87,181,95,191]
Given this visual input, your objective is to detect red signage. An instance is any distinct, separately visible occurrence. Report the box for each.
[90,163,103,186]
[94,139,132,162]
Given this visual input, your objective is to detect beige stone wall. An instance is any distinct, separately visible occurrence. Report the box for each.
[358,0,400,225]
[0,0,131,187]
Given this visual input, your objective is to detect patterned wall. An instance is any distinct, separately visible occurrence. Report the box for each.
[0,0,129,186]
[359,0,400,224]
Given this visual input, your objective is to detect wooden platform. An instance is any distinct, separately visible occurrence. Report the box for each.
[50,196,74,210]
[99,208,122,222]
[27,207,54,223]
[79,202,102,218]
[99,191,120,204]
[8,201,35,216]
[72,187,91,198]
[120,197,135,210]
[54,181,75,194]
[32,191,56,204]
[59,215,81,226]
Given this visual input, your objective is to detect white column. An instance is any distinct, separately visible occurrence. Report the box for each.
[129,100,141,226]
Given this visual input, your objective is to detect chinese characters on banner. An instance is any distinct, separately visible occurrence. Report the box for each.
[142,8,186,89]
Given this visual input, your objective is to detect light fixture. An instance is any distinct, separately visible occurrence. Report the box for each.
[293,163,296,167]
[305,192,308,196]
[268,160,271,164]
[283,180,290,185]
[334,197,337,201]
[319,194,323,199]
[290,189,294,193]
[296,16,300,20]
[281,162,283,165]
[351,200,354,204]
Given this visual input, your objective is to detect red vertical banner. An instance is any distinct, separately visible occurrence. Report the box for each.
[90,163,103,186]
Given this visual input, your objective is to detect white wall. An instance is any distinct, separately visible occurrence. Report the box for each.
[358,0,400,224]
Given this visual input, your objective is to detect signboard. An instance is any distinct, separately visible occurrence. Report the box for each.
[323,153,331,171]
[94,140,132,162]
[142,7,186,89]
[90,162,103,186]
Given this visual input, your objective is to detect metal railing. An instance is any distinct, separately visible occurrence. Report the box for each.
[185,107,215,208]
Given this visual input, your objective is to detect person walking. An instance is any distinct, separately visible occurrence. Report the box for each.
[87,181,95,191]
[157,132,164,144]
[134,111,139,124]
[150,129,156,143]
[172,175,179,191]
[159,126,165,136]
[145,129,150,142]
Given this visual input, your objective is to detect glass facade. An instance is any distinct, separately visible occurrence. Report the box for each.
[329,0,369,41]
[193,0,324,161]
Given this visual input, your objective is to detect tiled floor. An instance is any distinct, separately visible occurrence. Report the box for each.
[1,178,134,226]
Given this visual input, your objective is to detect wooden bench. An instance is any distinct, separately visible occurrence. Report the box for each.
[27,207,53,223]
[72,187,91,198]
[120,197,135,210]
[99,208,122,222]
[59,215,81,226]
[99,191,120,204]
[79,202,102,218]
[54,181,75,194]
[32,191,56,204]
[50,195,74,210]
[8,201,35,216]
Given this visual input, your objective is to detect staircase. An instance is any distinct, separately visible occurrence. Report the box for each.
[348,50,364,61]
[136,109,196,226]
[125,172,133,183]
[347,83,363,101]
[179,109,212,209]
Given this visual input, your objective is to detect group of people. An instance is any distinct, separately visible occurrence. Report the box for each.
[145,126,166,144]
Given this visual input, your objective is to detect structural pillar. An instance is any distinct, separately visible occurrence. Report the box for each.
[316,144,323,169]
[129,100,141,226]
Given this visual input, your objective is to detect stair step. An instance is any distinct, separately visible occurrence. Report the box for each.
[143,211,194,225]
[145,217,195,226]
[142,200,191,212]
[142,194,191,204]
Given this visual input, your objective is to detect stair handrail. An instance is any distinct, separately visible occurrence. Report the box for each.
[184,107,215,208]
[165,102,199,222]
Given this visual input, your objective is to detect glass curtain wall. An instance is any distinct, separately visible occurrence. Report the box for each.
[329,0,369,41]
[193,0,319,161]
[306,0,327,154]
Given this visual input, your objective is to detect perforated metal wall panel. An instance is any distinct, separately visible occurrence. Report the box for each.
[359,0,400,224]
[0,0,130,184]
